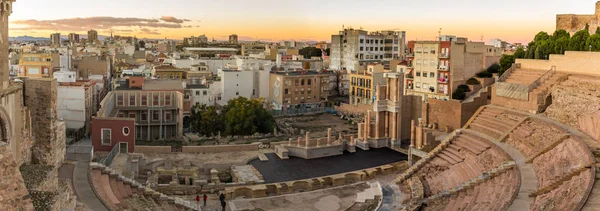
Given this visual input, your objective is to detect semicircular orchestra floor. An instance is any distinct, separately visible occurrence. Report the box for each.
[249,148,407,183]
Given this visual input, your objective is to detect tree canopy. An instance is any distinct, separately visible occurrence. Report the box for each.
[189,97,275,137]
[299,47,323,59]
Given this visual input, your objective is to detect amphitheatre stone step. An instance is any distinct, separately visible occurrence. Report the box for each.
[453,138,486,155]
[469,123,503,139]
[444,147,463,159]
[437,153,459,165]
[441,150,463,162]
[461,132,493,149]
[473,116,512,131]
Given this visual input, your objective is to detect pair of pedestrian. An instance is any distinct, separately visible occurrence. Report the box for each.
[198,193,226,211]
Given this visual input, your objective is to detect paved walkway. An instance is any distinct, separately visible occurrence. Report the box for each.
[466,129,537,211]
[72,152,109,211]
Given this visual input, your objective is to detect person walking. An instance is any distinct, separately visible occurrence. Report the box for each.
[221,200,227,211]
[203,194,207,207]
[219,193,225,202]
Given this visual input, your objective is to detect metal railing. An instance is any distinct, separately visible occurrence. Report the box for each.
[65,145,94,161]
[498,63,520,82]
[528,66,556,92]
[99,144,119,166]
[271,107,332,117]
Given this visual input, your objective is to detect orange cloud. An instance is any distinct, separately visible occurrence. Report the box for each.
[11,16,189,32]
[160,16,190,24]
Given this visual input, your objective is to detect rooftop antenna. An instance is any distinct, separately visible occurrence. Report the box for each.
[438,28,442,40]
[480,34,484,42]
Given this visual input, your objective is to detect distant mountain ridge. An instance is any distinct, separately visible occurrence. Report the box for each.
[9,36,50,42]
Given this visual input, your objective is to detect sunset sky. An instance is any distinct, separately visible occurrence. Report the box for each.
[8,0,599,44]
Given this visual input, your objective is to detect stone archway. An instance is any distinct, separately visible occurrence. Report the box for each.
[0,106,13,144]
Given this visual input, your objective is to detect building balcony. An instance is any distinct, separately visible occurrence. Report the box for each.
[438,78,449,83]
[439,53,449,58]
[137,120,178,126]
[406,75,414,80]
[407,53,414,57]
[438,66,450,71]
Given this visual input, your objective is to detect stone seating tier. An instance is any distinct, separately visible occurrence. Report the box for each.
[89,163,200,211]
[468,107,525,139]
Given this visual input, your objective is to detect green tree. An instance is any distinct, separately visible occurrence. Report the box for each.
[534,31,550,42]
[585,23,590,32]
[553,37,569,54]
[499,54,516,76]
[514,47,526,58]
[299,47,323,59]
[486,63,501,73]
[224,97,274,136]
[552,29,570,40]
[525,42,536,59]
[569,30,590,51]
[586,34,600,51]
[139,40,146,48]
[451,85,471,100]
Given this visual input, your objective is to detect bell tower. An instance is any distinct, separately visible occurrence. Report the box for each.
[0,0,15,89]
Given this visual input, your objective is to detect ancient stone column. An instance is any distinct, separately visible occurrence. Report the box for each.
[375,112,381,138]
[365,110,371,141]
[288,138,293,146]
[327,128,332,145]
[384,112,389,137]
[338,132,343,141]
[305,132,311,148]
[297,137,302,146]
[410,120,416,147]
[416,124,423,149]
[350,136,355,145]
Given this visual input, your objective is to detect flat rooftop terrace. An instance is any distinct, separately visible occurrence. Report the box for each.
[249,148,407,183]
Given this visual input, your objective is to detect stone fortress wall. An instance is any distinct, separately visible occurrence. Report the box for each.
[556,1,600,34]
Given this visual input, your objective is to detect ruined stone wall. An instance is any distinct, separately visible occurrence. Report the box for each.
[422,87,489,132]
[556,14,598,34]
[0,143,34,210]
[134,146,172,153]
[426,99,463,131]
[182,143,261,153]
[400,95,422,140]
[24,78,66,166]
[545,75,600,142]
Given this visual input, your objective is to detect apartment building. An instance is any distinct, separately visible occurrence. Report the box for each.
[88,30,98,44]
[349,63,388,105]
[154,64,186,79]
[330,28,406,72]
[50,33,61,48]
[269,70,331,111]
[57,80,96,135]
[183,35,208,47]
[405,37,502,100]
[98,78,185,140]
[17,53,59,78]
[68,33,80,45]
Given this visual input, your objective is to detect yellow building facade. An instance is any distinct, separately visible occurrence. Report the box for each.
[349,64,387,105]
[17,53,54,78]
